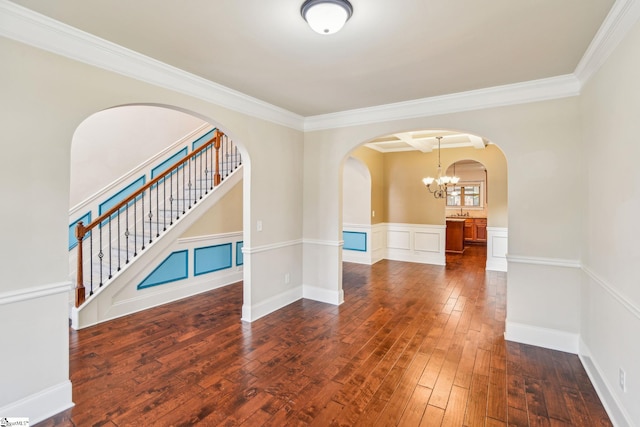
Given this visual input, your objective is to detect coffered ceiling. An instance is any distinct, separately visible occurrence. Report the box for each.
[8,0,616,117]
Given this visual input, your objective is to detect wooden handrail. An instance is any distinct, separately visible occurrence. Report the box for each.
[74,129,236,307]
[77,130,222,239]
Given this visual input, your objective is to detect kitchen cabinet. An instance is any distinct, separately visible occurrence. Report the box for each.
[464,218,487,243]
[446,219,465,253]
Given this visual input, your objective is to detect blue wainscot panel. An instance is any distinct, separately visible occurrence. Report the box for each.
[69,211,91,250]
[99,176,146,216]
[236,241,244,266]
[151,147,188,179]
[343,231,367,252]
[194,243,232,276]
[137,250,188,290]
[192,128,216,151]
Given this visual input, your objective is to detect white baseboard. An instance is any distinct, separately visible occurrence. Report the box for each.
[303,284,344,305]
[504,321,579,354]
[241,286,302,322]
[0,380,73,425]
[579,338,633,427]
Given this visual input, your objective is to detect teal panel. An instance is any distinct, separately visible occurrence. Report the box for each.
[151,147,188,179]
[99,176,146,216]
[69,211,91,250]
[343,231,367,252]
[194,243,232,276]
[191,128,216,151]
[137,250,188,289]
[236,241,244,266]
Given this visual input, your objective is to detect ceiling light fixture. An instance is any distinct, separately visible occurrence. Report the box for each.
[301,0,353,35]
[422,136,460,199]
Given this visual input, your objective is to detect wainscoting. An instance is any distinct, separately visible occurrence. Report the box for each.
[343,223,507,272]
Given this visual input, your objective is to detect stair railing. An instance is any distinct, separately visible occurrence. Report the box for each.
[74,130,241,307]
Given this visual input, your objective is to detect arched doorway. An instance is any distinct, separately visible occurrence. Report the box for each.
[68,104,250,328]
[340,130,508,272]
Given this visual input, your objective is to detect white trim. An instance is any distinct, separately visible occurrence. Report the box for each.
[583,266,640,320]
[579,338,634,427]
[0,281,72,306]
[302,239,344,247]
[241,286,303,323]
[303,284,344,306]
[242,239,303,254]
[178,230,243,245]
[68,123,212,217]
[0,380,73,425]
[486,227,508,272]
[506,254,581,269]
[575,0,640,86]
[304,75,581,131]
[504,321,579,354]
[0,0,303,131]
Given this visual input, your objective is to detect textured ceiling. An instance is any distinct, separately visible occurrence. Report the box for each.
[11,0,615,116]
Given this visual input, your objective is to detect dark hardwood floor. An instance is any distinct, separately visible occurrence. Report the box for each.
[37,245,611,426]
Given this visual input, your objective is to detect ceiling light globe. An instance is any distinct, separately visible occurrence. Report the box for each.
[301,0,353,35]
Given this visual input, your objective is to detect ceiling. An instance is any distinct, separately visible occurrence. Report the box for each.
[366,130,488,153]
[10,0,615,117]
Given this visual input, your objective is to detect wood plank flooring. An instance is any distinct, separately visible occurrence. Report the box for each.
[37,245,611,426]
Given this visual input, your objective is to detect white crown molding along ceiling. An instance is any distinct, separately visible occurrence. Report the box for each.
[1,0,639,132]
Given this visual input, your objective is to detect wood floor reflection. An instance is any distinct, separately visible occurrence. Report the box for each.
[37,245,611,426]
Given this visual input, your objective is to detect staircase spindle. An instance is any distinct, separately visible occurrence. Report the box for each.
[73,130,240,308]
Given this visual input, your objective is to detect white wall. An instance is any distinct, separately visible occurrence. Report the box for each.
[579,16,640,426]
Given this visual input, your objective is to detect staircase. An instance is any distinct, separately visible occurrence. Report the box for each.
[70,130,242,327]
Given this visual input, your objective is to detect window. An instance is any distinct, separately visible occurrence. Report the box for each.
[446,183,483,207]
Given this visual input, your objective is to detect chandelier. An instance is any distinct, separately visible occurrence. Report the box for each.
[422,136,460,199]
[301,0,353,35]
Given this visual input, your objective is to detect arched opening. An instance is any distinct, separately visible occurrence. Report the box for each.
[68,104,250,327]
[340,129,508,272]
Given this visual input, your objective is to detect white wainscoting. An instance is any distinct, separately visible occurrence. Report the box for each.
[0,283,74,424]
[579,267,640,427]
[486,227,508,272]
[385,223,446,266]
[505,255,582,353]
[343,223,446,266]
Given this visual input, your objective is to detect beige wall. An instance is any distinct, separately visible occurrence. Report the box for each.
[380,144,507,226]
[349,146,385,223]
[181,178,243,237]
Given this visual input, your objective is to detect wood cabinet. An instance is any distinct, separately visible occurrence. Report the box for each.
[446,219,465,253]
[464,218,487,243]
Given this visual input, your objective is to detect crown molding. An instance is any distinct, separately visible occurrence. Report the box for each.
[575,0,640,86]
[303,74,581,131]
[1,0,638,133]
[0,0,305,131]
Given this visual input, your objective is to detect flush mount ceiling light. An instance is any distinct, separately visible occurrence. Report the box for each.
[301,0,353,35]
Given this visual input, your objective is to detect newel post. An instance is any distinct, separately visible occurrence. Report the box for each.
[214,130,222,186]
[75,221,87,307]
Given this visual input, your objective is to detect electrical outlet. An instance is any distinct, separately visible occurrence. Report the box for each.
[284,273,290,284]
[619,368,626,392]
[257,220,263,232]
